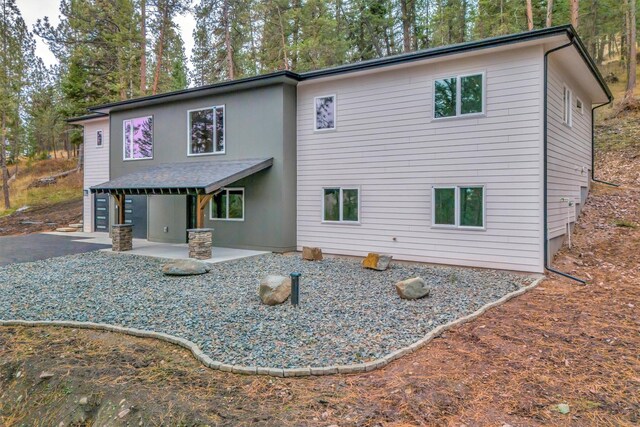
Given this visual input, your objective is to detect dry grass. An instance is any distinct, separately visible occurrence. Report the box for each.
[0,158,82,217]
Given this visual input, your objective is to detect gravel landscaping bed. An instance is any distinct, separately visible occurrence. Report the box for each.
[0,252,536,368]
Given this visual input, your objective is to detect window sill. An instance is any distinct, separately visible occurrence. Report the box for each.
[321,220,361,225]
[313,127,337,133]
[431,112,486,122]
[431,224,486,231]
[188,151,226,157]
[123,157,153,161]
[210,218,244,222]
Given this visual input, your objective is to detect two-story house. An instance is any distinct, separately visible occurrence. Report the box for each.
[69,25,611,274]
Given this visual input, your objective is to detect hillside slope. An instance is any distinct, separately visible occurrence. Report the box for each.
[0,159,83,236]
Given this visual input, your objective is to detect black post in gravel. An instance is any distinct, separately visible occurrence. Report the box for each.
[290,273,301,306]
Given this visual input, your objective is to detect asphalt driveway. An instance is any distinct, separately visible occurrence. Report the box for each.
[0,234,110,266]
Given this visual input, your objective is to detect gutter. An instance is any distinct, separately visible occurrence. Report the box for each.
[543,38,587,285]
[591,102,618,186]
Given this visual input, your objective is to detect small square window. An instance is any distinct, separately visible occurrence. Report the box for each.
[434,73,484,119]
[323,187,359,222]
[433,186,484,229]
[210,188,244,221]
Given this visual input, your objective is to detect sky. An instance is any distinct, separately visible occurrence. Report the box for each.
[16,0,197,69]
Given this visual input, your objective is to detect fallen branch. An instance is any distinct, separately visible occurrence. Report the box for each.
[27,168,80,189]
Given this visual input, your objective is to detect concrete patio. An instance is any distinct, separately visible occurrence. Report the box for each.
[42,231,269,264]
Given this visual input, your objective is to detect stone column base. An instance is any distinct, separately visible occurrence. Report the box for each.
[112,224,133,252]
[188,228,213,260]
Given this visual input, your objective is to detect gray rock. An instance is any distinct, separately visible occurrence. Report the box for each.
[161,259,210,276]
[302,246,323,261]
[39,371,54,379]
[362,253,392,271]
[259,275,291,305]
[78,397,88,405]
[396,277,431,300]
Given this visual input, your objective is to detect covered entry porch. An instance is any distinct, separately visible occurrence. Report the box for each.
[90,158,274,258]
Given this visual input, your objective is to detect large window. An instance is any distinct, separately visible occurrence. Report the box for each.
[188,105,225,155]
[434,73,484,118]
[323,187,359,222]
[432,186,484,228]
[210,188,244,221]
[123,116,153,160]
[314,95,336,131]
[563,86,573,127]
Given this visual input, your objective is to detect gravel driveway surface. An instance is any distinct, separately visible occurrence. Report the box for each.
[0,252,536,368]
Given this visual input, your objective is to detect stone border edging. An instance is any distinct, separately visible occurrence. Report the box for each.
[0,276,544,377]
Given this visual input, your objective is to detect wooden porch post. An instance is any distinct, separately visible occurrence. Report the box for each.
[113,194,125,224]
[196,193,213,228]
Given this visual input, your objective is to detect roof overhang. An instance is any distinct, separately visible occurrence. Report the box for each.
[297,25,611,104]
[90,158,273,195]
[66,112,108,124]
[90,73,299,114]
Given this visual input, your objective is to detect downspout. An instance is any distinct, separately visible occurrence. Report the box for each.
[543,37,587,285]
[592,101,618,186]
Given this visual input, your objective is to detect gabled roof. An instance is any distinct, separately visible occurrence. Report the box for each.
[69,24,609,119]
[90,158,273,195]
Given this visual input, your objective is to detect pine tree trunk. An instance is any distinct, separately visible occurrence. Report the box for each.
[571,0,579,29]
[291,0,300,69]
[276,6,289,70]
[152,1,168,95]
[78,142,84,170]
[546,0,554,27]
[526,0,534,30]
[625,0,636,100]
[1,112,11,209]
[140,0,146,94]
[401,0,411,52]
[223,0,234,79]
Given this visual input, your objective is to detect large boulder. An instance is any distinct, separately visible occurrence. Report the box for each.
[302,246,323,261]
[162,259,211,276]
[259,275,291,305]
[362,253,392,271]
[395,277,431,300]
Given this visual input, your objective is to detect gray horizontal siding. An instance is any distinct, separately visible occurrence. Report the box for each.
[297,46,545,273]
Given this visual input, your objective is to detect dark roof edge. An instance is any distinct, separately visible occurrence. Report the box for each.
[85,25,610,113]
[566,27,613,101]
[89,71,300,112]
[299,24,611,101]
[66,112,108,123]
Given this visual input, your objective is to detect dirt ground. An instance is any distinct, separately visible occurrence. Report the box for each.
[0,198,82,236]
[1,132,639,425]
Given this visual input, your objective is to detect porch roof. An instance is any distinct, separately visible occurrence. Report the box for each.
[90,158,273,195]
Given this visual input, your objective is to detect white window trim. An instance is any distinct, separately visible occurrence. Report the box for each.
[122,115,154,161]
[576,96,584,115]
[313,94,337,132]
[187,105,226,156]
[563,85,573,127]
[432,71,486,120]
[209,187,244,221]
[431,185,486,230]
[321,186,360,224]
[96,129,103,147]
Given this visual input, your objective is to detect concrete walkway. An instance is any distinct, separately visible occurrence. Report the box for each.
[43,231,269,264]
